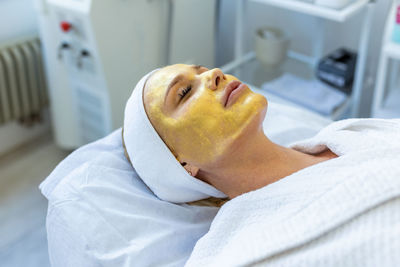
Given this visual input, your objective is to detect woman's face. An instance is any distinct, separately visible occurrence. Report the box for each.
[143,64,267,167]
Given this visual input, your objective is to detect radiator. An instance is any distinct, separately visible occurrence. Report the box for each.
[0,37,48,126]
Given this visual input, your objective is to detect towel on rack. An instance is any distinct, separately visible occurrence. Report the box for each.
[262,74,347,116]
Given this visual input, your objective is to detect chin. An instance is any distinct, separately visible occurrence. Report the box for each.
[240,95,268,134]
[253,92,268,113]
[249,94,268,132]
[262,96,268,115]
[257,100,268,128]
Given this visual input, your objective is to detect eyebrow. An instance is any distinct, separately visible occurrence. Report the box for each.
[193,65,203,70]
[164,65,204,104]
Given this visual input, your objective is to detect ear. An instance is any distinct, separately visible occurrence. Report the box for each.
[181,162,199,177]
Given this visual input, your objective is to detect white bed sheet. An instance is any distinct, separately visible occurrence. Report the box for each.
[40,91,331,267]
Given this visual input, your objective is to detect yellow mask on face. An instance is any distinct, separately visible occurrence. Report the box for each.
[143,64,267,166]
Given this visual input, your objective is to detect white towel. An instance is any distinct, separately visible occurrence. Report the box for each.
[262,74,347,116]
[123,70,226,203]
[186,119,400,267]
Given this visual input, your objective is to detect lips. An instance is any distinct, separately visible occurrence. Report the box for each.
[223,80,246,107]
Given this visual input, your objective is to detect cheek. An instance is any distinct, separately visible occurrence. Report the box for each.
[171,93,263,162]
[152,90,267,164]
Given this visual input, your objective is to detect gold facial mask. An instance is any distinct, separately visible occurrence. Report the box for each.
[144,65,267,166]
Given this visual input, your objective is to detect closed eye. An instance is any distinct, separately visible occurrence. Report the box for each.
[178,85,192,100]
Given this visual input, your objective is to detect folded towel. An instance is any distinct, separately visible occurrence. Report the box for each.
[186,119,400,267]
[262,74,347,116]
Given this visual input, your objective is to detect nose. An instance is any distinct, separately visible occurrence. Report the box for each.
[208,68,225,90]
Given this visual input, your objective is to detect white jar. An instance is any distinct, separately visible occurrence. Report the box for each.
[254,27,290,68]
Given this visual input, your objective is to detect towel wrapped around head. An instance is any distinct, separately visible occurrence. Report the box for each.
[123,69,227,203]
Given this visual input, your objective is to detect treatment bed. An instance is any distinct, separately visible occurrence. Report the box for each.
[40,88,332,266]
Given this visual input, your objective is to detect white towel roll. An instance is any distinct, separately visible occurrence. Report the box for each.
[123,70,227,203]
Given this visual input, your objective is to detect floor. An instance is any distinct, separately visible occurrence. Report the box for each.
[0,134,70,267]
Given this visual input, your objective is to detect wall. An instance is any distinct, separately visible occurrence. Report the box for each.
[0,0,50,156]
[169,0,217,67]
[217,0,392,117]
[0,0,38,43]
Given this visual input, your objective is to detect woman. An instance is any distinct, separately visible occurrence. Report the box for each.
[124,64,337,202]
[124,64,400,266]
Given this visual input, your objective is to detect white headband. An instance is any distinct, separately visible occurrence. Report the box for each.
[123,69,227,203]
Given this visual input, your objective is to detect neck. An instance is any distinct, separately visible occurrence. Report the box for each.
[197,131,335,199]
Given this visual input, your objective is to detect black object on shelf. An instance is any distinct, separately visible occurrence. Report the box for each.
[316,48,357,95]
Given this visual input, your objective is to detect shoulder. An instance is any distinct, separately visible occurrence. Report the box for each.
[320,118,400,134]
[291,118,400,156]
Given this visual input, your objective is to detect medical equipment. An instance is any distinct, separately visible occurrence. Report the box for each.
[35,0,170,148]
[316,48,357,93]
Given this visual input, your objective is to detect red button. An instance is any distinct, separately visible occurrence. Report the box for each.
[60,21,72,32]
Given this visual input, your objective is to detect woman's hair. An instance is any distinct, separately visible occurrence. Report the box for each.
[186,197,228,207]
[121,128,228,207]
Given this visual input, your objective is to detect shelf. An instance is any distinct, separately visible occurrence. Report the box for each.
[249,0,370,22]
[221,52,351,121]
[384,42,400,60]
[233,0,374,117]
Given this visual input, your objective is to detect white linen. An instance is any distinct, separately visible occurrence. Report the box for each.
[261,97,331,146]
[186,119,400,267]
[123,69,226,203]
[41,129,219,267]
[40,97,330,267]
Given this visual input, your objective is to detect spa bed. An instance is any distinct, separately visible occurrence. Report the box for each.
[40,89,332,266]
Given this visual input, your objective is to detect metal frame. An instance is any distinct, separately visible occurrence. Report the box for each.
[372,0,400,117]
